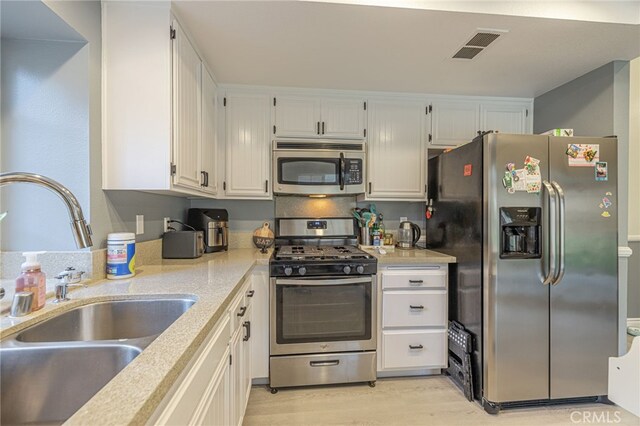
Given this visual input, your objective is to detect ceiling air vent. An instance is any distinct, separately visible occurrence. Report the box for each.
[452,29,507,60]
[453,47,483,60]
[466,32,501,48]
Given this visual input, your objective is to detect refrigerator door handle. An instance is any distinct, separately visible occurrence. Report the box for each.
[550,181,566,285]
[542,180,557,286]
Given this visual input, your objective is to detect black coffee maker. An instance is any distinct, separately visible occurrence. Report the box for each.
[187,209,229,253]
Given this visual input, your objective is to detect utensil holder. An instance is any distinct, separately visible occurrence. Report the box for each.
[360,227,371,246]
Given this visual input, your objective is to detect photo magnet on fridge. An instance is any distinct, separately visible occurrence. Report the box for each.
[595,161,608,181]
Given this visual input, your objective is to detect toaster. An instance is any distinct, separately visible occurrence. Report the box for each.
[162,230,204,259]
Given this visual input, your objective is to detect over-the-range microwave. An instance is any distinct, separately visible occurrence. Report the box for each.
[272,139,365,195]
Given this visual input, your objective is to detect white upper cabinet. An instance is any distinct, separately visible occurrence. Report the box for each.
[480,102,531,135]
[366,99,426,200]
[273,96,321,137]
[102,3,217,197]
[430,99,532,148]
[430,100,480,147]
[320,97,366,139]
[200,66,218,195]
[224,92,272,199]
[171,20,202,191]
[274,95,365,139]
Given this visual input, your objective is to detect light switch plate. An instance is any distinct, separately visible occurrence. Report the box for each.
[136,215,144,235]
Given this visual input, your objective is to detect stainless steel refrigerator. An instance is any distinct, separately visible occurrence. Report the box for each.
[426,133,618,413]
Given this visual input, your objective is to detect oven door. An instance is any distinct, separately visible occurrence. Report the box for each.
[272,149,365,195]
[270,276,377,355]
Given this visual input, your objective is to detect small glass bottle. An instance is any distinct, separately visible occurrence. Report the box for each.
[15,251,47,311]
[372,224,381,246]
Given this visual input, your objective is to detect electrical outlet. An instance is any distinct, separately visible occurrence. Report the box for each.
[163,217,170,233]
[136,215,144,235]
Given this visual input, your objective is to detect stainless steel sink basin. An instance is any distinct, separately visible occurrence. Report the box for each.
[16,298,196,343]
[0,345,141,425]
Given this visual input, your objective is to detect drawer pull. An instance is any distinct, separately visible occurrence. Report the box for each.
[408,280,424,285]
[310,360,340,367]
[409,305,424,310]
[237,306,247,317]
[243,321,251,341]
[409,344,424,350]
[247,290,255,298]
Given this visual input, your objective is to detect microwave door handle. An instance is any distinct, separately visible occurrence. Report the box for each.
[339,153,345,191]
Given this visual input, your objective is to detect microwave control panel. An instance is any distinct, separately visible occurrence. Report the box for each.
[344,159,363,185]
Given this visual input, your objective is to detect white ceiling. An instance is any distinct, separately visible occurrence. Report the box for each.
[172,1,640,98]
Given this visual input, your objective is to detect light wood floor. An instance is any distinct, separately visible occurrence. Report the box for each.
[244,376,639,426]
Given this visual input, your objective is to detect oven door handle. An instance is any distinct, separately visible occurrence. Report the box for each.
[339,152,345,191]
[275,277,372,286]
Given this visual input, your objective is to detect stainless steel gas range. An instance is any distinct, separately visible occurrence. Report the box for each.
[268,217,378,392]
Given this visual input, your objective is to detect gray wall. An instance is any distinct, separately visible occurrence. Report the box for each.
[189,198,426,236]
[1,37,90,251]
[0,1,189,251]
[533,60,637,319]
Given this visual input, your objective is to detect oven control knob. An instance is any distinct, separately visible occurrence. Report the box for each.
[284,266,293,276]
[356,265,365,274]
[343,266,351,275]
[298,267,307,276]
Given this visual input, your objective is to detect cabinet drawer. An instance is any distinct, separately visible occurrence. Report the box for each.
[382,269,446,289]
[229,282,249,333]
[382,329,447,369]
[383,291,446,327]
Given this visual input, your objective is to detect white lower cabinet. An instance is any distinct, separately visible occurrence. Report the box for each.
[151,273,261,426]
[378,265,448,374]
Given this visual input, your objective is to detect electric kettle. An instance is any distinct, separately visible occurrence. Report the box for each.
[397,221,421,249]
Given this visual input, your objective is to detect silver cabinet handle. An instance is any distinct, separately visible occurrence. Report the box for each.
[409,344,424,350]
[551,181,565,285]
[542,180,557,286]
[409,305,424,310]
[310,360,340,367]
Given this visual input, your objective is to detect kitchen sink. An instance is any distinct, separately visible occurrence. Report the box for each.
[0,344,141,425]
[16,297,196,343]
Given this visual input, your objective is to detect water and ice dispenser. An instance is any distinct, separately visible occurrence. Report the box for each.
[499,207,542,259]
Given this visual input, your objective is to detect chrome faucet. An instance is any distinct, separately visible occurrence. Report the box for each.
[0,172,93,248]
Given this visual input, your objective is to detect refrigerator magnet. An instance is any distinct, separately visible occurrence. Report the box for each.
[566,144,580,158]
[595,162,608,181]
[602,197,612,208]
[601,211,611,218]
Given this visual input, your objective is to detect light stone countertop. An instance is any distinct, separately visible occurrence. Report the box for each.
[362,247,456,264]
[0,248,271,425]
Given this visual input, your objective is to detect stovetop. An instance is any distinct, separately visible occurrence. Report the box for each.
[270,244,377,277]
[274,245,373,261]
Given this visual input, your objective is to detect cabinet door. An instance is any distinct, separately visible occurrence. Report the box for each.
[200,66,218,195]
[430,100,479,147]
[320,97,365,139]
[230,327,243,426]
[194,349,230,426]
[172,20,202,190]
[480,102,531,135]
[274,95,321,138]
[224,93,271,198]
[367,99,426,199]
[241,304,253,416]
[250,269,269,379]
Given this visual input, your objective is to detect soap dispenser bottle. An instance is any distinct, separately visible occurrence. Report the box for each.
[15,251,46,311]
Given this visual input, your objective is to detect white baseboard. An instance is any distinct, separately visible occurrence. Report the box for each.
[628,318,640,328]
